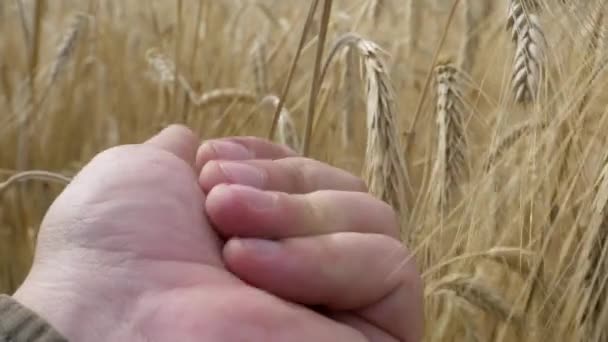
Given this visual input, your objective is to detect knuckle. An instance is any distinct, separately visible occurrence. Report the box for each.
[281,157,320,192]
[382,236,421,284]
[354,177,369,192]
[363,193,401,238]
[383,202,402,237]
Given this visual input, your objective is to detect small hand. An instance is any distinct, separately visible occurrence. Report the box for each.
[197,137,424,342]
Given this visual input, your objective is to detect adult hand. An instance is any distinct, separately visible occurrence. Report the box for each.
[197,136,424,342]
[12,126,422,341]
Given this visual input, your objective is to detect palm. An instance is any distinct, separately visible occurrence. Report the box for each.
[20,144,363,341]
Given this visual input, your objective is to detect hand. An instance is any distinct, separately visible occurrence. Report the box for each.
[12,126,422,341]
[197,136,424,341]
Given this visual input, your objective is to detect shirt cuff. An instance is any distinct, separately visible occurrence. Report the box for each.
[0,294,67,342]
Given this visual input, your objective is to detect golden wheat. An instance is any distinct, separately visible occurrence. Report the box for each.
[507,0,545,104]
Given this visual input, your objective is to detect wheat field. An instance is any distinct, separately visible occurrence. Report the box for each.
[2,0,608,341]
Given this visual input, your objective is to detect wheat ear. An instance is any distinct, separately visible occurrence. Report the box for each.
[432,62,467,212]
[359,39,411,236]
[320,34,411,237]
[507,0,546,104]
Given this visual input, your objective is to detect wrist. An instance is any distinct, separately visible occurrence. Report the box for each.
[12,261,118,341]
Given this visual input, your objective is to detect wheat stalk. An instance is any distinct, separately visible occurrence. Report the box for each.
[432,62,467,212]
[407,0,420,60]
[459,0,479,75]
[507,0,546,104]
[577,3,605,113]
[578,158,608,340]
[267,0,321,140]
[0,171,71,196]
[302,0,333,156]
[368,0,383,23]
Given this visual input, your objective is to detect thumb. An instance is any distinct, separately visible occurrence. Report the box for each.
[145,124,199,167]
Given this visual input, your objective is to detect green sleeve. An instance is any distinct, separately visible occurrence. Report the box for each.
[0,295,67,342]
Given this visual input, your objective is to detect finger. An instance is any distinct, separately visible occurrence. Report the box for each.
[196,137,297,170]
[200,157,367,194]
[145,124,198,167]
[206,185,399,239]
[223,233,424,342]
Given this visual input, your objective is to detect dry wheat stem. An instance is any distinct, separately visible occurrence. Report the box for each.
[406,0,462,151]
[577,158,608,339]
[252,39,269,96]
[459,0,479,75]
[407,0,420,59]
[268,0,321,140]
[302,0,334,157]
[368,0,383,23]
[0,171,71,196]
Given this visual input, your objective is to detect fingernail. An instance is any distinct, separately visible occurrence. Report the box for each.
[235,238,282,257]
[219,162,266,188]
[209,141,253,160]
[229,184,277,211]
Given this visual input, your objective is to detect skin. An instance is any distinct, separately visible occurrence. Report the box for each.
[12,125,424,342]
